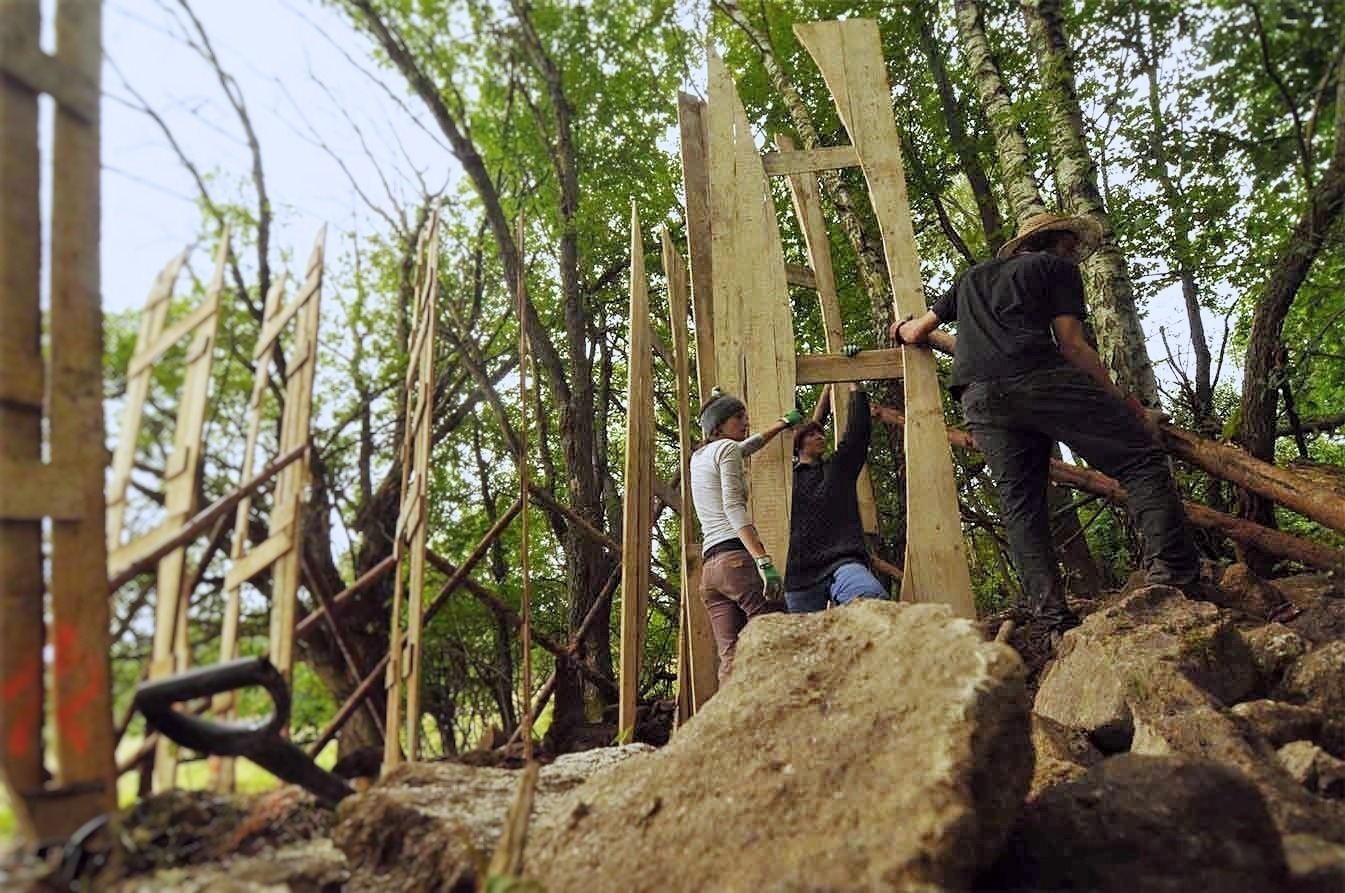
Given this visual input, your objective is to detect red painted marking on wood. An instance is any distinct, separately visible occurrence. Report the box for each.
[54,622,101,755]
[2,655,42,760]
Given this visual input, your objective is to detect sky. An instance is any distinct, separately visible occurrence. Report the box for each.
[101,0,452,314]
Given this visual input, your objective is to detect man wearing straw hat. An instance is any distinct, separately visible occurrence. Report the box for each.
[890,211,1201,642]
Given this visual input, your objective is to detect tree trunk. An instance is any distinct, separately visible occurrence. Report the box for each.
[1239,67,1345,547]
[909,0,1007,253]
[1022,0,1159,405]
[953,0,1047,222]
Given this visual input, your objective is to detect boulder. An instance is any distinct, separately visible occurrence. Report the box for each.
[1217,563,1290,617]
[527,601,1031,892]
[1034,586,1257,752]
[982,754,1289,893]
[1283,834,1345,893]
[1268,572,1342,609]
[1029,714,1102,799]
[1230,700,1322,748]
[1242,623,1308,686]
[1288,597,1345,645]
[1277,641,1345,719]
[332,745,652,890]
[1278,741,1345,799]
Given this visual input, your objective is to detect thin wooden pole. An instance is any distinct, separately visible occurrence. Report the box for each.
[618,203,655,741]
[516,213,535,764]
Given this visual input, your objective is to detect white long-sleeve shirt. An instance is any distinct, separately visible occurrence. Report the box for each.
[689,434,765,554]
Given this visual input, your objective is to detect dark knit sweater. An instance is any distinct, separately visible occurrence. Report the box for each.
[785,389,871,590]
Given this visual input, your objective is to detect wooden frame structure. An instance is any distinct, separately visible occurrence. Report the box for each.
[0,0,116,841]
[212,227,325,789]
[105,237,227,792]
[384,212,439,770]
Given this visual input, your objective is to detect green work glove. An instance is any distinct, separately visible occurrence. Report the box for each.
[755,555,784,601]
[842,343,862,358]
[779,408,804,428]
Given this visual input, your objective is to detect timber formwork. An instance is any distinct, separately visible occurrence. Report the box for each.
[0,0,116,841]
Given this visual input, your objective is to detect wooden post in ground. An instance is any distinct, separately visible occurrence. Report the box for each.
[796,19,974,617]
[706,49,797,572]
[677,93,716,405]
[662,228,718,722]
[0,0,116,841]
[774,132,880,537]
[618,204,655,741]
[383,212,439,770]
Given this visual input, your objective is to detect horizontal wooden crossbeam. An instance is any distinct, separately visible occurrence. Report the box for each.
[0,44,97,121]
[761,144,860,177]
[796,347,905,385]
[0,460,84,520]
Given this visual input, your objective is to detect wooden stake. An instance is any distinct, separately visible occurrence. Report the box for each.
[516,212,535,764]
[677,92,716,404]
[662,227,718,721]
[796,19,974,617]
[618,204,655,741]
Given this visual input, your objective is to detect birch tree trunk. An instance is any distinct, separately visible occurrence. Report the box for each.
[953,0,1046,222]
[1022,0,1159,405]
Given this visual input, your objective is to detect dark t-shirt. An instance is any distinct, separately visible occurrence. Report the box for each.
[931,251,1088,396]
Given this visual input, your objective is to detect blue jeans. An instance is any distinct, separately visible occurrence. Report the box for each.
[785,561,888,613]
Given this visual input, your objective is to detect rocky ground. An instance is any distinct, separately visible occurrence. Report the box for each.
[6,565,1345,891]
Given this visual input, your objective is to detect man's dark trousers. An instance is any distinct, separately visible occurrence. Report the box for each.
[961,366,1200,622]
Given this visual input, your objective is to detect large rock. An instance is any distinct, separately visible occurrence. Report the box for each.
[982,754,1290,893]
[1029,714,1102,799]
[1268,572,1342,609]
[1278,741,1345,799]
[1287,596,1345,645]
[1283,834,1345,893]
[1230,699,1322,748]
[1217,563,1289,617]
[1034,586,1257,752]
[1277,641,1345,719]
[333,745,651,890]
[528,601,1031,891]
[1242,622,1308,686]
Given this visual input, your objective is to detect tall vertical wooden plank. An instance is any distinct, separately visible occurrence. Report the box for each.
[269,228,325,681]
[106,255,183,550]
[618,204,654,740]
[0,0,49,842]
[662,228,718,721]
[775,133,880,536]
[677,92,715,405]
[706,49,796,571]
[795,19,974,617]
[47,0,117,828]
[149,234,226,791]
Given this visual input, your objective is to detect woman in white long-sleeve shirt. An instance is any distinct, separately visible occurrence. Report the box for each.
[689,390,801,681]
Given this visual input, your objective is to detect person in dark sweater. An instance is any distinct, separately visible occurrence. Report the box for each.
[890,212,1200,639]
[784,385,889,613]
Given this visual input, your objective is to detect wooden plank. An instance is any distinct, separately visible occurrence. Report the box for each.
[796,348,906,385]
[107,253,179,547]
[785,263,817,290]
[0,0,49,841]
[796,19,974,617]
[125,292,215,378]
[0,462,84,519]
[662,228,717,719]
[222,528,293,591]
[677,92,715,404]
[761,143,859,177]
[618,204,655,741]
[44,0,117,834]
[0,40,97,122]
[707,49,796,571]
[777,133,880,535]
[253,276,315,360]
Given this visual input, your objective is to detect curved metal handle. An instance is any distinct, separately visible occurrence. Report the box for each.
[134,657,288,755]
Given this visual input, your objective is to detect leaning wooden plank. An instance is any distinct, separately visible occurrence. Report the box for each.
[761,143,860,177]
[662,228,718,718]
[707,49,796,571]
[125,290,215,378]
[777,132,880,535]
[796,348,905,385]
[618,204,655,741]
[796,19,974,617]
[149,231,228,791]
[784,263,818,290]
[45,0,117,833]
[677,92,716,404]
[0,0,50,840]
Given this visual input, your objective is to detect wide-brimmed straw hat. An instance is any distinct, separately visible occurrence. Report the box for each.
[997,212,1103,262]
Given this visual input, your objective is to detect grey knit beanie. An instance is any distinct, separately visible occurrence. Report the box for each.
[699,389,746,436]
